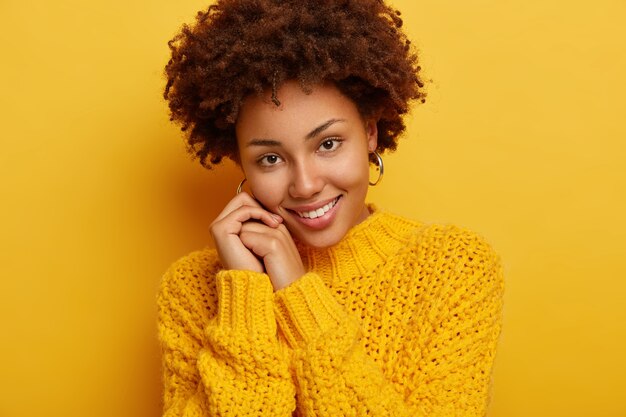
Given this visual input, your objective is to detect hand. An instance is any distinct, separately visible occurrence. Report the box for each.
[239,221,305,290]
[210,192,283,273]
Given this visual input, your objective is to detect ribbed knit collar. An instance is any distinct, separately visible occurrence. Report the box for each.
[296,206,420,286]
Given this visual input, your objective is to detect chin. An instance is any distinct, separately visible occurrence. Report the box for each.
[292,228,346,249]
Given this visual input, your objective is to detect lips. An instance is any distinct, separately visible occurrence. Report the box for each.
[293,196,340,219]
[285,195,342,230]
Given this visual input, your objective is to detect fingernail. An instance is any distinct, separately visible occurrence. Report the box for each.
[272,214,283,222]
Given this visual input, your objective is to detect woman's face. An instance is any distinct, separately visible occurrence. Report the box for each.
[235,81,378,248]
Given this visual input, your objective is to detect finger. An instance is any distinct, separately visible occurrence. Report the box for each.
[275,223,293,238]
[235,192,284,223]
[239,229,279,258]
[240,220,274,232]
[239,227,305,290]
[240,223,284,255]
[214,206,281,235]
[240,222,295,256]
[214,192,265,222]
[215,192,284,226]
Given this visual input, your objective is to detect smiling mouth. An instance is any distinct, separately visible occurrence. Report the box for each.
[293,196,341,219]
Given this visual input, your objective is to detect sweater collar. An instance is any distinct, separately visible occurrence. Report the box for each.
[296,206,419,286]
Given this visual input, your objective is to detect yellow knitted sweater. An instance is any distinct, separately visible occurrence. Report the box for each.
[157,208,504,416]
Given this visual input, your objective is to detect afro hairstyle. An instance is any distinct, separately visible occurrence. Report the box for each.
[164,0,426,168]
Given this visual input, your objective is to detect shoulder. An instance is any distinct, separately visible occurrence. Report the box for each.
[157,248,222,352]
[411,222,501,264]
[157,247,222,316]
[161,247,222,284]
[415,223,504,305]
[383,212,504,295]
[379,209,499,255]
[386,219,505,331]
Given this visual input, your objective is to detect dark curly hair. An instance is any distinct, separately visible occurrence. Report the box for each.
[164,0,426,168]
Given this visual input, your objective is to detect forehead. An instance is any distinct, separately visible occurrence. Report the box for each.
[235,81,362,143]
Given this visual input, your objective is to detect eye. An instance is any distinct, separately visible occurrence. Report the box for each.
[257,153,282,167]
[318,138,343,152]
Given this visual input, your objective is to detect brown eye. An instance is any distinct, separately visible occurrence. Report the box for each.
[258,153,282,166]
[322,140,334,150]
[318,138,343,152]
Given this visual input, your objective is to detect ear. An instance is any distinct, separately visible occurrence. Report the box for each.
[365,119,379,152]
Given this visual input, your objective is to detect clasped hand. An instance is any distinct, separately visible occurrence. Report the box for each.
[210,192,305,291]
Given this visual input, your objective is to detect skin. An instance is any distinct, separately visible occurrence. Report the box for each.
[210,81,378,290]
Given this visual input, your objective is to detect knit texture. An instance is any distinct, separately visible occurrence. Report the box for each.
[157,208,504,416]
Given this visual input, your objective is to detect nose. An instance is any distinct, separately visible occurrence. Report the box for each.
[289,159,324,199]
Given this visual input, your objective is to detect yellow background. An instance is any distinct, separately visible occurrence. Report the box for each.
[1,0,624,416]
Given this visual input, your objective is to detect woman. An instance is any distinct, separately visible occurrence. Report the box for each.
[158,0,504,416]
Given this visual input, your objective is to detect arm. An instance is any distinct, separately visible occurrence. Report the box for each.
[273,228,504,416]
[274,272,414,416]
[158,258,296,416]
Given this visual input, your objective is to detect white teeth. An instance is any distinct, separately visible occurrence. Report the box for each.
[295,197,338,219]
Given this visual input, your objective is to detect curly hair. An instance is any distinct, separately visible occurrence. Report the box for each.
[164,0,426,168]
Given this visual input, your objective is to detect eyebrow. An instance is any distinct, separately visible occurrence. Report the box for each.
[305,118,346,140]
[246,118,346,147]
[246,139,282,147]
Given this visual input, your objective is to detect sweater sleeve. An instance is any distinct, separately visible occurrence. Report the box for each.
[158,259,296,417]
[273,229,504,416]
[274,272,415,416]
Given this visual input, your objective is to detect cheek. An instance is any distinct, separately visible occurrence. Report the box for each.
[332,154,370,189]
[248,175,286,210]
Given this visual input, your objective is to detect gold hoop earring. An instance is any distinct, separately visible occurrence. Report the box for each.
[236,178,246,194]
[369,151,384,186]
